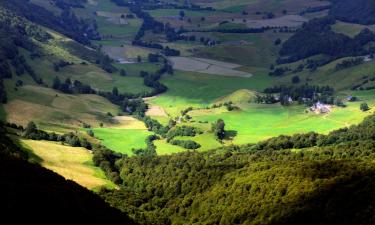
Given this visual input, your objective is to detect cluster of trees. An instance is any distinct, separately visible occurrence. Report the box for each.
[166,126,200,142]
[132,135,159,156]
[22,122,92,149]
[52,0,86,9]
[335,57,364,70]
[279,16,375,64]
[96,114,375,225]
[96,51,118,73]
[263,85,335,105]
[93,146,124,184]
[53,60,73,72]
[52,77,96,94]
[169,139,201,149]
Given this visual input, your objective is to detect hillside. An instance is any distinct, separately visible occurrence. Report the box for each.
[99,114,375,225]
[0,123,136,224]
[1,0,375,224]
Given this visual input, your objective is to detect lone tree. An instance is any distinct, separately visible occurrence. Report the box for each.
[360,102,370,111]
[179,10,185,19]
[212,119,226,140]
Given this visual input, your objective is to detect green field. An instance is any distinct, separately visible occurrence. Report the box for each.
[146,9,210,18]
[93,128,153,155]
[189,99,375,145]
[151,70,273,116]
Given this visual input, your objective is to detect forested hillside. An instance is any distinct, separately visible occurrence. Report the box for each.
[98,114,375,225]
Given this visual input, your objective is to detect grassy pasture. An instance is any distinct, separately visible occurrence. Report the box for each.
[279,57,375,91]
[20,139,116,191]
[4,81,120,130]
[150,70,272,116]
[92,128,153,155]
[189,98,375,145]
[332,21,375,38]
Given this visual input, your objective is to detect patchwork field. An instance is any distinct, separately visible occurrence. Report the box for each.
[169,57,253,77]
[20,139,116,191]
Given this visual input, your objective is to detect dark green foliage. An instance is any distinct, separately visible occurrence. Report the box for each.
[279,17,375,64]
[52,77,96,94]
[98,114,375,225]
[22,121,91,148]
[120,69,127,76]
[140,116,169,136]
[291,75,300,84]
[93,146,123,184]
[329,0,375,25]
[264,85,334,105]
[132,135,158,156]
[169,139,201,149]
[96,52,118,73]
[335,57,363,70]
[360,102,370,111]
[166,126,200,142]
[212,119,225,140]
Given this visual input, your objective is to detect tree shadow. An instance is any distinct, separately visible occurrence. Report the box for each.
[224,130,237,140]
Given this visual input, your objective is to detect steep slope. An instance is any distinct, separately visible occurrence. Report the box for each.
[0,124,136,224]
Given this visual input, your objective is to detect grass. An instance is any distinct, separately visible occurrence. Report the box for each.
[188,98,375,145]
[145,9,210,18]
[19,139,116,191]
[92,128,153,155]
[279,57,375,91]
[154,139,186,155]
[150,70,273,116]
[332,21,375,38]
[4,80,121,129]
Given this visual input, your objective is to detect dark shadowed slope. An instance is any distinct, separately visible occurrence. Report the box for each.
[0,124,137,224]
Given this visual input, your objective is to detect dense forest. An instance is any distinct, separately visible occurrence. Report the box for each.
[329,0,375,25]
[0,123,136,224]
[95,115,375,225]
[278,16,375,64]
